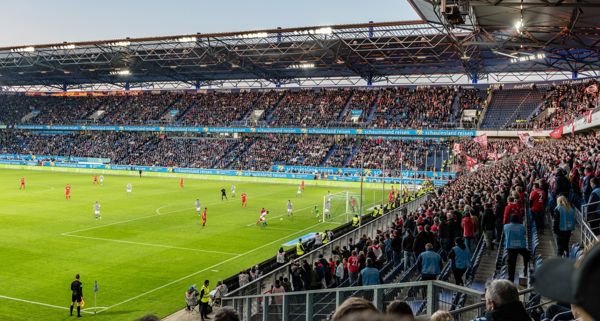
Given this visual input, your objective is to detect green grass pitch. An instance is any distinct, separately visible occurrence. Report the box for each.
[0,169,384,321]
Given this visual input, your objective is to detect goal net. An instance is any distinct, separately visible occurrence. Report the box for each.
[322,191,360,223]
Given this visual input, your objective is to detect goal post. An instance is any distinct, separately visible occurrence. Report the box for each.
[323,191,360,223]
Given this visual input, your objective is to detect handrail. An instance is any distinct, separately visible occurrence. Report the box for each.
[225,194,429,297]
[223,280,483,300]
[449,287,538,316]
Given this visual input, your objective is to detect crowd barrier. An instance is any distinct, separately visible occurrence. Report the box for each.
[222,280,484,321]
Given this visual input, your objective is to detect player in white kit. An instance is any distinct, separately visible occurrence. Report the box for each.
[94,201,101,219]
[195,198,202,215]
[296,185,302,197]
[99,175,104,186]
[231,184,236,198]
[126,183,132,193]
[287,200,293,217]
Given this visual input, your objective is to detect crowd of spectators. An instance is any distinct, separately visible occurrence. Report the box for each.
[346,139,449,174]
[2,82,597,130]
[0,131,151,163]
[129,136,238,168]
[525,80,599,129]
[269,89,351,127]
[98,93,176,125]
[179,91,260,126]
[371,87,455,129]
[343,89,379,123]
[214,131,599,321]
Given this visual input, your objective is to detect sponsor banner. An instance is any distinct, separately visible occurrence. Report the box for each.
[271,165,454,178]
[0,153,110,163]
[10,124,476,137]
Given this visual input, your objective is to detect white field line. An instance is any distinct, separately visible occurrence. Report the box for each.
[95,218,334,314]
[0,294,94,314]
[61,234,240,256]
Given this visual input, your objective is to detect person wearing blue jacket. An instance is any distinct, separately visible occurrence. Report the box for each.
[417,243,443,281]
[552,196,575,257]
[448,237,471,285]
[503,214,530,283]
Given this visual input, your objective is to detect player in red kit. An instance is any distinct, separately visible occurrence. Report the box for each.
[241,193,247,207]
[301,180,305,191]
[65,184,71,200]
[388,190,395,203]
[180,178,184,189]
[19,177,25,190]
[93,175,98,185]
[201,207,207,227]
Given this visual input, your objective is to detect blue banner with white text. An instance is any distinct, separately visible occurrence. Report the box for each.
[8,124,476,137]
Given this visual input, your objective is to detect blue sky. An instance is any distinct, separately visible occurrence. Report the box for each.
[0,0,419,47]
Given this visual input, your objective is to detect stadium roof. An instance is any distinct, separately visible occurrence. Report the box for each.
[0,3,599,91]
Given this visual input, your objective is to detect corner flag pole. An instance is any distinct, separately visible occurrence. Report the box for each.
[94,280,99,315]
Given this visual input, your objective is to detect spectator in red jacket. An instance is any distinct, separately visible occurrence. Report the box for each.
[503,196,523,225]
[347,251,360,282]
[462,212,475,253]
[529,182,547,234]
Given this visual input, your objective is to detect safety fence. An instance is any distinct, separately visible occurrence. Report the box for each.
[222,281,483,321]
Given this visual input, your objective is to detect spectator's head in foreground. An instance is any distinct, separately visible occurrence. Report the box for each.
[430,310,453,321]
[214,307,240,321]
[485,279,519,311]
[534,243,600,321]
[386,300,415,321]
[331,297,378,321]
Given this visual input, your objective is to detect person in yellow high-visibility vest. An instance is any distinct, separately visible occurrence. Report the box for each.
[352,215,360,227]
[200,280,211,321]
[296,238,305,256]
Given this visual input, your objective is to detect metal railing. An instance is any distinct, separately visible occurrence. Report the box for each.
[578,200,599,248]
[222,281,484,321]
[226,196,429,298]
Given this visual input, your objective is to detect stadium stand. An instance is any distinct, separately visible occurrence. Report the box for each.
[218,132,600,321]
[480,88,545,129]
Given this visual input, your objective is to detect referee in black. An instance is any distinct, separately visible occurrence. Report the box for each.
[220,187,227,200]
[70,274,83,317]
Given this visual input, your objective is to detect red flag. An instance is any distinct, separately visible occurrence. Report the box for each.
[585,83,598,94]
[466,155,478,171]
[518,132,534,148]
[549,126,563,139]
[452,143,462,155]
[584,110,593,124]
[568,119,575,135]
[473,134,488,149]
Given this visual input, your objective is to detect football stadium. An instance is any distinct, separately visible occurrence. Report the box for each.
[1,1,600,321]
